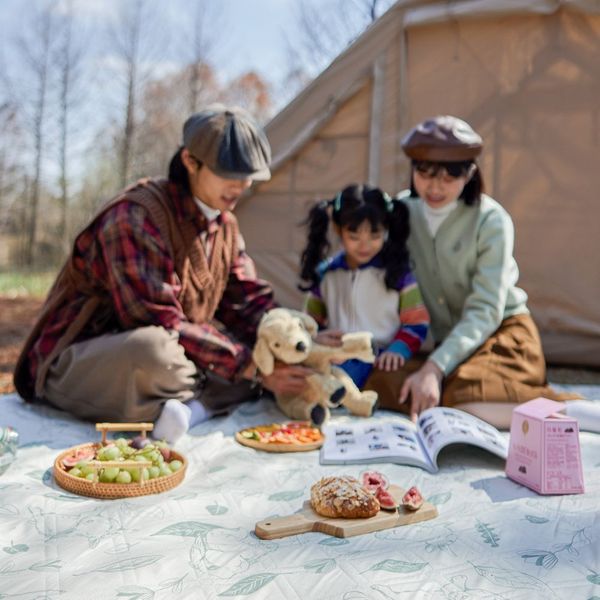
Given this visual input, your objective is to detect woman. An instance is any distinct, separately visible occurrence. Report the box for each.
[364,115,593,429]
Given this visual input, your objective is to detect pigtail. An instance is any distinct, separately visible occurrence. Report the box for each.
[298,200,332,291]
[382,198,410,289]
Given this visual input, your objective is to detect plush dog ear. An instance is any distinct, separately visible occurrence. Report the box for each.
[286,310,318,337]
[253,338,275,375]
[300,314,318,337]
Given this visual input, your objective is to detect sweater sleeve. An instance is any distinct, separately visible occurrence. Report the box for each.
[429,208,516,374]
[386,271,429,359]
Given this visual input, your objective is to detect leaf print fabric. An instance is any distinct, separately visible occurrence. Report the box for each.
[0,391,599,598]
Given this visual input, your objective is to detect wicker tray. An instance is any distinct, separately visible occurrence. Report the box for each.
[53,423,187,499]
[235,422,324,453]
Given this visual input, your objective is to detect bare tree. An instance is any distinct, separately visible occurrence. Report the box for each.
[54,0,87,255]
[117,0,142,187]
[108,0,163,187]
[281,0,395,102]
[0,102,23,232]
[15,2,56,265]
[223,71,273,124]
[185,0,223,114]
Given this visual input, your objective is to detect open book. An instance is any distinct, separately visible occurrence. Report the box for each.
[319,407,508,473]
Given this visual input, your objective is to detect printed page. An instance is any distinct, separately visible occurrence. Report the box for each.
[320,420,433,470]
[417,407,508,467]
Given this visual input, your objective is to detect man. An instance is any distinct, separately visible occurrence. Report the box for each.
[14,104,311,443]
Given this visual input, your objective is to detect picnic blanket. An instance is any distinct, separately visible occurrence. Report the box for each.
[0,386,598,600]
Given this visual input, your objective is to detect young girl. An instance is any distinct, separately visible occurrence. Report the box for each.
[299,184,430,392]
[372,114,600,432]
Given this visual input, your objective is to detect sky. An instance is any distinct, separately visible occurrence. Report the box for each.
[0,0,308,90]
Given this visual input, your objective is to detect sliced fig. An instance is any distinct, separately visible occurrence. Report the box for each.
[375,486,397,511]
[402,486,424,511]
[360,470,389,493]
[61,447,96,468]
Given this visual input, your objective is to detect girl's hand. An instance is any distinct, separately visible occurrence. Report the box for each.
[314,329,344,347]
[374,351,405,371]
[262,363,314,396]
[399,360,443,423]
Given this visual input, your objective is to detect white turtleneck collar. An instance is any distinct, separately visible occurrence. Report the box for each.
[419,198,458,237]
[194,196,221,222]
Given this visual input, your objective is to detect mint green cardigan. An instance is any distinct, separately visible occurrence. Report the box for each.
[398,191,529,375]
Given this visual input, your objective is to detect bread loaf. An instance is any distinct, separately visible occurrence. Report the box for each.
[310,476,380,518]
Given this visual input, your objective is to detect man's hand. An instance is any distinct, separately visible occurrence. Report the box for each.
[374,351,405,371]
[261,363,314,396]
[314,329,344,347]
[399,360,443,422]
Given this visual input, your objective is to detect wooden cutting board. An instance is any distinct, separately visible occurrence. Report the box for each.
[255,485,438,539]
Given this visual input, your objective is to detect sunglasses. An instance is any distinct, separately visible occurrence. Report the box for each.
[413,160,474,179]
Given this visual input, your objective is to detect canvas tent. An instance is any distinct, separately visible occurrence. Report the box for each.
[236,0,600,366]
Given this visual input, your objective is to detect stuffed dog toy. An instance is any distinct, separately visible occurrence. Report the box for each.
[252,308,378,424]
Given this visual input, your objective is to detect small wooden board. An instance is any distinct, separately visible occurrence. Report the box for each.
[255,485,438,539]
[234,431,322,453]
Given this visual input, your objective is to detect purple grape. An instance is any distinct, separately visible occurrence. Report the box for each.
[131,436,150,450]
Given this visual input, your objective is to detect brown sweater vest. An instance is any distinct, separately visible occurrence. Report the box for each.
[14,178,238,400]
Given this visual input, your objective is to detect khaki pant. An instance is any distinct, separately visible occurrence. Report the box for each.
[364,314,579,415]
[44,326,257,423]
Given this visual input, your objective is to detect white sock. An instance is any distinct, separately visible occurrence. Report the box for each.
[153,399,192,444]
[187,398,213,428]
[564,400,600,433]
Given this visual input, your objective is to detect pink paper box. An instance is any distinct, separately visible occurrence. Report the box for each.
[506,397,584,495]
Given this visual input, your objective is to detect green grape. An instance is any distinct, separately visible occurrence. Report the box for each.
[148,466,160,479]
[101,467,120,481]
[98,446,121,461]
[141,450,160,465]
[115,470,132,484]
[68,467,82,478]
[85,472,96,482]
[75,460,90,470]
[140,467,149,481]
[169,460,183,472]
[133,454,149,462]
[127,468,141,482]
[115,437,129,448]
[81,465,96,477]
[159,464,172,477]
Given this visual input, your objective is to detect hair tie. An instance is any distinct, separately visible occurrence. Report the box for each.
[333,192,342,213]
[383,192,394,213]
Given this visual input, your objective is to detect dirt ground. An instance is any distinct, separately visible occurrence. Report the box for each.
[0,296,44,394]
[0,295,599,395]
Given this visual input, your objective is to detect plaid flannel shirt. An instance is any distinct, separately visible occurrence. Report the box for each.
[28,183,276,383]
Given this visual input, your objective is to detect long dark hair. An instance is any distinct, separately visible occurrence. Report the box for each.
[299,184,410,291]
[409,160,484,205]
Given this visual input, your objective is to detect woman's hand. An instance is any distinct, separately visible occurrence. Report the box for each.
[314,329,344,347]
[260,363,314,396]
[399,360,443,422]
[374,351,405,371]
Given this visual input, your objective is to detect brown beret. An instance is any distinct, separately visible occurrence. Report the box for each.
[401,116,482,161]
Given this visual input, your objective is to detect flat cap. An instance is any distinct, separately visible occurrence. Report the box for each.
[401,115,482,161]
[183,104,271,181]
